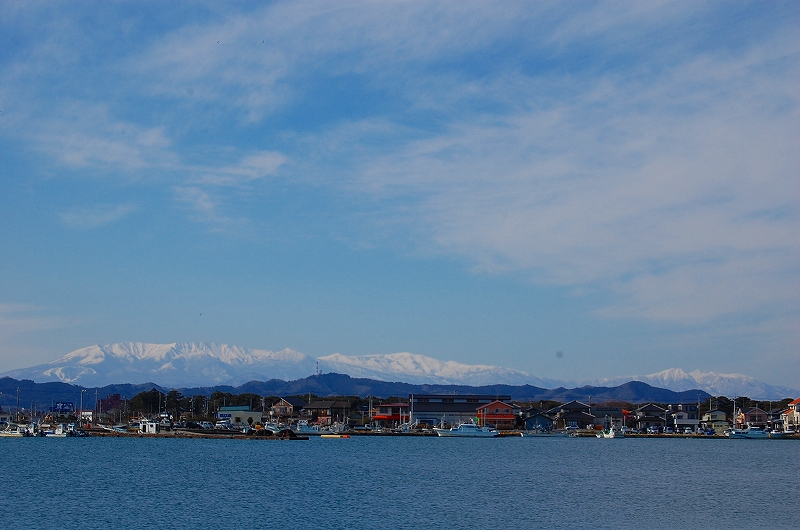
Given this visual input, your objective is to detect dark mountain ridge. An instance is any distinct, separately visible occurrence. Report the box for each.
[0,373,711,410]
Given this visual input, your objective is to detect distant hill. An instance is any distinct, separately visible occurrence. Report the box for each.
[0,374,711,411]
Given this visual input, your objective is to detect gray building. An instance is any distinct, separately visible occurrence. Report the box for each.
[409,394,512,426]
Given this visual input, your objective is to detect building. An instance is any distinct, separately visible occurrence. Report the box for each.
[667,403,700,432]
[305,401,352,425]
[523,410,555,432]
[409,394,512,426]
[590,406,624,429]
[546,401,595,429]
[216,405,261,426]
[700,410,729,433]
[634,403,667,432]
[373,403,409,426]
[476,400,515,429]
[736,407,768,428]
[100,394,124,412]
[270,397,307,420]
[780,398,800,431]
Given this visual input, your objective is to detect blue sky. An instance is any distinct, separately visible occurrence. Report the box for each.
[0,1,798,387]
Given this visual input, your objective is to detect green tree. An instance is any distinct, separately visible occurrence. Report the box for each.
[128,389,164,416]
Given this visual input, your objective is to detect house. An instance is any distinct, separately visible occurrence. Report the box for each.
[590,406,624,429]
[780,398,800,432]
[634,403,667,431]
[700,409,729,433]
[270,397,307,420]
[766,407,785,430]
[410,394,511,426]
[305,401,352,425]
[737,407,768,428]
[546,401,595,429]
[476,400,515,429]
[373,403,409,426]
[216,405,261,426]
[667,404,700,432]
[523,409,555,432]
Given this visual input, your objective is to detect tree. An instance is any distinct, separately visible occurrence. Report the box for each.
[128,389,164,416]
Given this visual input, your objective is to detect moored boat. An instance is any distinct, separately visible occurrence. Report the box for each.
[596,426,626,439]
[727,425,769,439]
[0,424,31,437]
[434,421,498,437]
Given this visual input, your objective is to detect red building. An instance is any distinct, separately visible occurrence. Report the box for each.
[476,400,515,430]
[373,403,409,425]
[100,393,124,412]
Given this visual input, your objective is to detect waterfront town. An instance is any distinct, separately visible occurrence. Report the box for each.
[1,389,798,439]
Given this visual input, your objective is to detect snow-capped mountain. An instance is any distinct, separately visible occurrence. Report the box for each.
[317,352,561,387]
[1,342,796,399]
[0,343,317,388]
[582,368,798,401]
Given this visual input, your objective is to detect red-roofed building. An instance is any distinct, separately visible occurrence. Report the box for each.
[476,400,515,430]
[781,398,800,432]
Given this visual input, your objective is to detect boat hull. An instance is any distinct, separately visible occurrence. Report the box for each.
[434,423,499,437]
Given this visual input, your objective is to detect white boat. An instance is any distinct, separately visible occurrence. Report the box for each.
[596,426,626,439]
[727,425,769,439]
[0,424,30,437]
[434,421,498,437]
[292,420,320,434]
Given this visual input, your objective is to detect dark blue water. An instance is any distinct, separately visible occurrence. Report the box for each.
[1,435,798,529]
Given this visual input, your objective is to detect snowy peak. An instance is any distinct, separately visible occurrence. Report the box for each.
[317,352,547,386]
[7,342,316,388]
[586,368,798,400]
[1,343,797,399]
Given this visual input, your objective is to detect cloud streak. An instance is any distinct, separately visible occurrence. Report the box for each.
[60,203,137,229]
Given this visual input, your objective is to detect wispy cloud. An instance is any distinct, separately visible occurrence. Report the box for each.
[173,186,247,233]
[195,151,287,186]
[0,304,73,338]
[60,203,138,229]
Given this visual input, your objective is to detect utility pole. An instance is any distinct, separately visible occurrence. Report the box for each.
[80,389,86,427]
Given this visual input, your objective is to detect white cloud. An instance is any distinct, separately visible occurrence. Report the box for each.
[0,304,73,338]
[197,151,287,185]
[60,203,137,229]
[297,25,800,323]
[173,186,246,233]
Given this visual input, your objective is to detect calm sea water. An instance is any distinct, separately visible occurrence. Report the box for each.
[1,435,798,529]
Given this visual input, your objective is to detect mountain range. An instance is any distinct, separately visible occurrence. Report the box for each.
[1,342,796,399]
[0,373,713,410]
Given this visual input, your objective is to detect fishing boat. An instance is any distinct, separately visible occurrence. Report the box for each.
[0,424,30,437]
[726,425,769,439]
[292,420,320,434]
[596,426,626,439]
[434,421,498,437]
